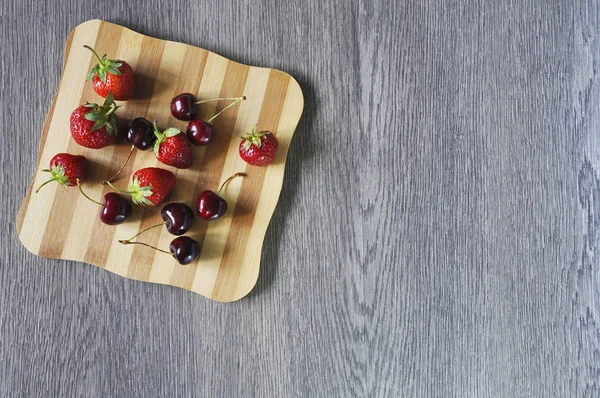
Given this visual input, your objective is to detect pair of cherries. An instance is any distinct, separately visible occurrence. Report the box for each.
[170,93,246,145]
[119,202,199,265]
[119,172,246,264]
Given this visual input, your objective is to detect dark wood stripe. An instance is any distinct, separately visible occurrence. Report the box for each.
[84,35,167,268]
[17,27,78,235]
[38,21,121,258]
[211,70,290,301]
[170,60,250,290]
[125,44,208,280]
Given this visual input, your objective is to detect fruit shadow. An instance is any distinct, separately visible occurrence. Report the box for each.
[133,72,168,100]
[246,72,317,300]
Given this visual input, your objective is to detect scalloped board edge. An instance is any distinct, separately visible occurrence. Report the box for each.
[15,20,304,302]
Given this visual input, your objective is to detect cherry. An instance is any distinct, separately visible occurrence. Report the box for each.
[197,190,228,221]
[169,236,200,265]
[196,172,246,220]
[170,93,246,122]
[126,117,156,150]
[77,180,132,225]
[186,120,215,146]
[119,236,200,265]
[170,93,198,121]
[100,192,132,225]
[104,118,158,184]
[184,96,245,146]
[118,202,195,245]
[161,203,195,235]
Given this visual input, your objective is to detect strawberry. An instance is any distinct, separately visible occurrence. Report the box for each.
[152,124,192,169]
[70,92,119,149]
[127,167,176,206]
[239,125,279,166]
[36,153,87,192]
[84,45,135,101]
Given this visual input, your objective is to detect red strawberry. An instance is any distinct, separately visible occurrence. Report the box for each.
[85,45,135,101]
[36,153,87,192]
[70,92,119,149]
[239,125,279,166]
[152,124,192,169]
[127,167,176,206]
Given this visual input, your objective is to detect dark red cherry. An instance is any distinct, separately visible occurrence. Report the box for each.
[186,119,215,146]
[195,173,246,221]
[160,203,195,235]
[100,192,132,225]
[170,93,198,121]
[126,117,156,150]
[196,190,227,220]
[169,236,200,265]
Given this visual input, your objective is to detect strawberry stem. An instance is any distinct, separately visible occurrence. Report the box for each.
[118,240,171,255]
[217,172,247,195]
[206,96,246,123]
[105,102,117,117]
[77,179,102,206]
[120,221,166,243]
[83,45,104,66]
[104,145,135,185]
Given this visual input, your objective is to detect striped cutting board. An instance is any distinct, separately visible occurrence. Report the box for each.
[16,20,304,302]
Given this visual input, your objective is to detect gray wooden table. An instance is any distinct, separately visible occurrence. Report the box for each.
[2,0,600,396]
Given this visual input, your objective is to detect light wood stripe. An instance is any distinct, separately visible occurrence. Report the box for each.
[167,52,231,289]
[234,78,304,299]
[210,70,290,302]
[16,20,304,301]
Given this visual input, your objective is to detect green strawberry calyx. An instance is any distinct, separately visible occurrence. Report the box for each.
[84,45,123,84]
[83,92,120,135]
[35,164,69,193]
[153,122,182,157]
[127,176,155,206]
[240,124,268,150]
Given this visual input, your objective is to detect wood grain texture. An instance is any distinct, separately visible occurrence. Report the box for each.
[1,0,600,396]
[15,20,303,302]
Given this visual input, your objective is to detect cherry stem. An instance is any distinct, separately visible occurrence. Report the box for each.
[120,221,167,243]
[105,180,135,196]
[83,45,104,66]
[104,145,135,185]
[118,240,171,255]
[206,96,246,123]
[35,177,59,193]
[77,179,103,206]
[195,96,244,105]
[217,172,247,195]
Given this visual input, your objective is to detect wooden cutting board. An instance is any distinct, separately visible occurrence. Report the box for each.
[15,20,303,302]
